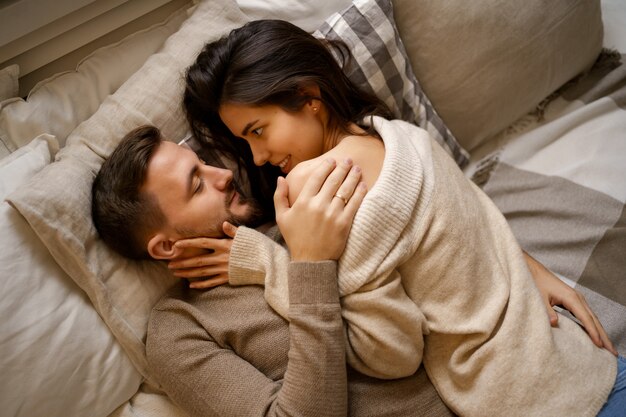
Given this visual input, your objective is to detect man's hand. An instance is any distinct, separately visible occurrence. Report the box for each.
[275,157,366,262]
[168,222,238,289]
[525,251,617,355]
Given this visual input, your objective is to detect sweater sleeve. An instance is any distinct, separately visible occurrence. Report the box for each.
[228,225,292,320]
[146,261,347,417]
[229,227,427,379]
[341,269,427,379]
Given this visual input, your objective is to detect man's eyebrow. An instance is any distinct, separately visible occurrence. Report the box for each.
[187,165,199,197]
[241,119,259,136]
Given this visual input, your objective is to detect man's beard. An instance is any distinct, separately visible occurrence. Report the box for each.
[175,183,265,239]
[225,188,264,230]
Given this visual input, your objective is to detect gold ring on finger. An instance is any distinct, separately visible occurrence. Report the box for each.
[334,192,348,205]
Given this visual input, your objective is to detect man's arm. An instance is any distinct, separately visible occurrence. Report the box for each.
[146,261,347,417]
[146,158,367,416]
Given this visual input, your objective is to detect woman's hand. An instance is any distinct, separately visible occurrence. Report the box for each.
[525,251,617,355]
[168,222,238,289]
[274,157,366,262]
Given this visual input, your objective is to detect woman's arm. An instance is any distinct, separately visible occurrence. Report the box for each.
[341,269,428,379]
[281,151,429,379]
[524,251,617,355]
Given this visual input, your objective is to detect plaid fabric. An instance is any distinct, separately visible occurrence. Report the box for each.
[314,0,469,168]
[469,52,626,355]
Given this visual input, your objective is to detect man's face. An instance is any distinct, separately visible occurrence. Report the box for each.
[142,141,260,240]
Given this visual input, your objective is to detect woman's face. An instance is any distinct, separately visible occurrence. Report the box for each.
[219,102,326,174]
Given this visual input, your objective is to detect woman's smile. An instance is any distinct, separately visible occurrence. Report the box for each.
[277,155,291,173]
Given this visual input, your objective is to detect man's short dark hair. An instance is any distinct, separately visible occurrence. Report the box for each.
[92,125,167,259]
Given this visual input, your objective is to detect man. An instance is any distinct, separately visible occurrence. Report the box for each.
[92,125,613,417]
[92,125,455,416]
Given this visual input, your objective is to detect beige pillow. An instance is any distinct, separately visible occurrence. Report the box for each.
[7,0,249,387]
[391,0,603,151]
[0,5,188,159]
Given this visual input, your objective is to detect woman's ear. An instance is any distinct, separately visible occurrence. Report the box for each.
[147,233,183,260]
[299,83,321,104]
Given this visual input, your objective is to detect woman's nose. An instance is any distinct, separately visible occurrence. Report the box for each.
[249,141,269,166]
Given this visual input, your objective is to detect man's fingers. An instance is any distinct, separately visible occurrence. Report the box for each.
[331,165,362,207]
[298,158,339,198]
[274,176,290,217]
[341,181,367,217]
[319,158,354,200]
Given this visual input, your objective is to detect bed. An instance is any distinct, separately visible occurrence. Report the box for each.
[0,0,624,416]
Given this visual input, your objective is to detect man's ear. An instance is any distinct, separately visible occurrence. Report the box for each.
[147,233,183,260]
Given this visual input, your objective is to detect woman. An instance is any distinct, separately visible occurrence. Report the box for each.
[180,19,623,416]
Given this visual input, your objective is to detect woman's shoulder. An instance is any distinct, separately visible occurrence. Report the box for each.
[285,134,384,205]
[332,134,384,188]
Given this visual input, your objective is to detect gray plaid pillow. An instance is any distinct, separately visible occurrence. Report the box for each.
[314,0,469,168]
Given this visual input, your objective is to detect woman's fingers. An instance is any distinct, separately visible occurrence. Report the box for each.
[579,295,618,355]
[189,275,229,289]
[169,251,229,270]
[174,236,230,251]
[172,263,227,278]
[557,288,617,355]
[222,221,238,238]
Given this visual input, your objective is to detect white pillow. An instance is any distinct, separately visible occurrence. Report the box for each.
[0,135,141,417]
[0,5,189,159]
[236,0,352,32]
[8,0,251,388]
[0,64,19,101]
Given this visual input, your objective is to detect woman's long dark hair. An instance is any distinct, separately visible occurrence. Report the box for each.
[184,19,392,215]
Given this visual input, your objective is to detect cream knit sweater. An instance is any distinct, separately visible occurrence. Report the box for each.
[229,117,616,416]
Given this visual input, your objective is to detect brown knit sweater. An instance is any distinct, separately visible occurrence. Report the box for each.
[147,261,454,417]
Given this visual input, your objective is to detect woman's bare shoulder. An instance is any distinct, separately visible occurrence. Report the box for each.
[285,135,384,205]
[284,156,325,205]
[332,135,384,189]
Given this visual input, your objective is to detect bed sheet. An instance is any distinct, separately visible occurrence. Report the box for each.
[466,47,626,354]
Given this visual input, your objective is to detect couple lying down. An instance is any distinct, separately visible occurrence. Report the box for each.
[93,20,623,417]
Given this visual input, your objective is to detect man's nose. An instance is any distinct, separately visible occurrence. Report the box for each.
[204,165,233,190]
